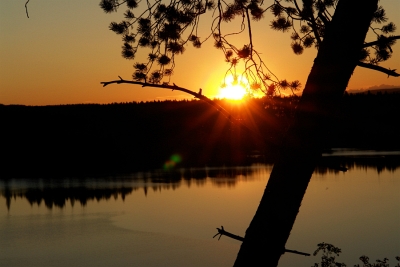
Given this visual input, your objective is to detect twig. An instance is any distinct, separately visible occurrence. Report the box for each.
[284,249,311,256]
[213,226,311,256]
[25,0,30,18]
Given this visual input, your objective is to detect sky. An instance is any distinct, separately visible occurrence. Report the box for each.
[1,0,399,106]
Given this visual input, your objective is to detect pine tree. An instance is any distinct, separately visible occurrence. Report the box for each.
[99,1,399,266]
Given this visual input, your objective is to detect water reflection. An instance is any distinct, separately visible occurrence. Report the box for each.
[0,154,399,267]
[1,165,271,211]
[1,155,398,211]
[320,149,400,173]
[2,187,134,210]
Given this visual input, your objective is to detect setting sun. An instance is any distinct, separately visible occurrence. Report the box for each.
[217,75,248,100]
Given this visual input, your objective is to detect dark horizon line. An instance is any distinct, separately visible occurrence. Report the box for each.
[1,87,399,107]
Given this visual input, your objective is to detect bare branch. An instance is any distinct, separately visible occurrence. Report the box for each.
[213,225,311,256]
[101,77,235,122]
[101,76,201,97]
[213,225,244,241]
[357,61,400,77]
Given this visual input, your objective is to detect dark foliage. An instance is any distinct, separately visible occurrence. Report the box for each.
[313,243,400,267]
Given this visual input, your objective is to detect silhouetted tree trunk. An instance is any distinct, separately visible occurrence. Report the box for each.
[233,1,378,266]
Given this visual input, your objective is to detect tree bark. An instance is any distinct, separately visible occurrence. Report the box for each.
[233,1,379,266]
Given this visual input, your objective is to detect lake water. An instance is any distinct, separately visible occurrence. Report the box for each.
[1,151,399,267]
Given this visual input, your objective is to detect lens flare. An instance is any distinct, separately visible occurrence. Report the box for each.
[163,154,182,170]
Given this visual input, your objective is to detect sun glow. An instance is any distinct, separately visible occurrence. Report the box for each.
[217,75,248,100]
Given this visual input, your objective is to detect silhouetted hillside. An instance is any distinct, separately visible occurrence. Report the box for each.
[347,87,400,94]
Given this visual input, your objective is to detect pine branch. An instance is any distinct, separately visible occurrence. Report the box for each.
[357,62,399,77]
[302,2,323,46]
[363,35,400,47]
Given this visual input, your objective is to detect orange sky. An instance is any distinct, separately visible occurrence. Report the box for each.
[1,0,399,106]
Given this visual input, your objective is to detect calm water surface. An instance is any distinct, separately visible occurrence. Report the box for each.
[1,154,399,267]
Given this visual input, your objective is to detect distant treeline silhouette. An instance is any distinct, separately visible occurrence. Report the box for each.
[1,92,399,177]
